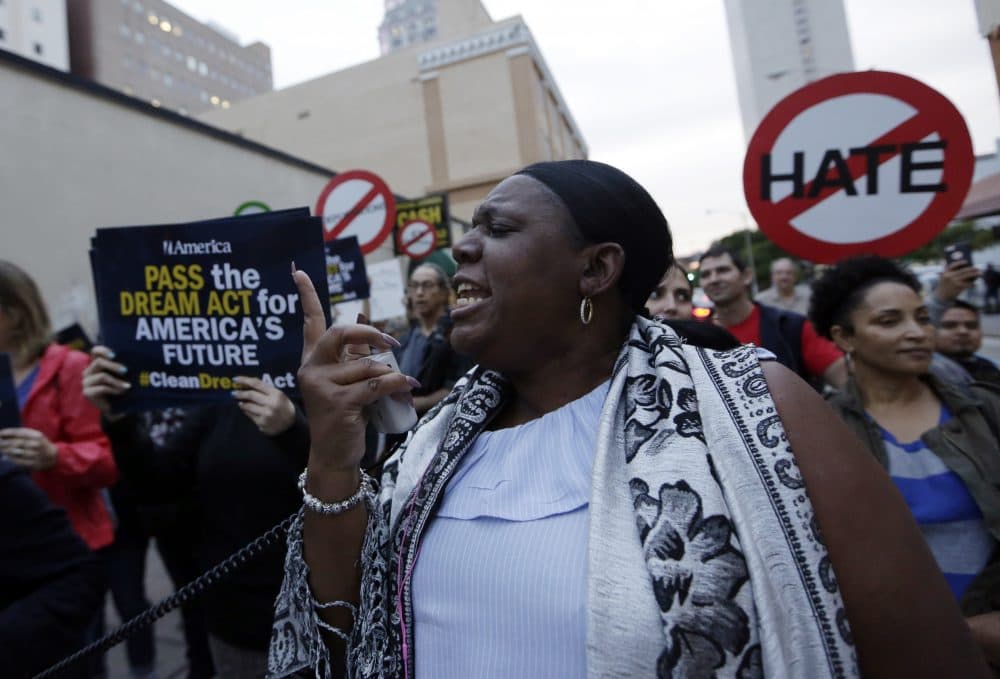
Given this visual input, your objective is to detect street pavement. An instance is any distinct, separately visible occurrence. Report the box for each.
[103,543,190,679]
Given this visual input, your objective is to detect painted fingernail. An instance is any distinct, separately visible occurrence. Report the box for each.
[107,349,116,359]
[117,365,128,375]
[405,376,421,389]
[381,333,401,348]
[291,260,297,274]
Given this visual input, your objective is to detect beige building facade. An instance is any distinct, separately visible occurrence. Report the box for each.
[1,50,332,337]
[200,4,587,226]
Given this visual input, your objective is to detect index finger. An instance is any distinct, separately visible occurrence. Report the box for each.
[293,268,328,358]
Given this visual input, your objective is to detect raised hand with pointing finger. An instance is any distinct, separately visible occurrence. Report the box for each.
[291,267,415,475]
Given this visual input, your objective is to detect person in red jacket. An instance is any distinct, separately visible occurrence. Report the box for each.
[0,260,117,551]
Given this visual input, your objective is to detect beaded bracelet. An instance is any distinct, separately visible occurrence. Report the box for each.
[298,468,375,515]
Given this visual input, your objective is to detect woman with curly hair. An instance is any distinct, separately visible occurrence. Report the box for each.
[810,255,1000,666]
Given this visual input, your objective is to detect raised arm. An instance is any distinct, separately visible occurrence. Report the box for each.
[291,268,416,658]
[762,361,989,678]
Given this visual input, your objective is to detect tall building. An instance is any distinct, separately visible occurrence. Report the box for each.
[201,1,586,230]
[975,0,1000,106]
[0,0,70,71]
[724,0,855,141]
[378,0,492,54]
[65,0,273,115]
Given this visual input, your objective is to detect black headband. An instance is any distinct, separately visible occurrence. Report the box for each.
[516,160,672,311]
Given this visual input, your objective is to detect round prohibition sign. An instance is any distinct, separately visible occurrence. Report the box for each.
[314,170,397,255]
[397,219,438,259]
[743,71,974,263]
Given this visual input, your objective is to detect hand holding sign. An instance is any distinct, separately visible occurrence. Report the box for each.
[232,376,296,436]
[82,346,131,419]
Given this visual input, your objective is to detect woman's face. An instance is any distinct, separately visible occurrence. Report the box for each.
[837,282,935,377]
[450,175,588,372]
[646,267,692,320]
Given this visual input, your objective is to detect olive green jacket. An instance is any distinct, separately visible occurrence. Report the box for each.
[827,374,1000,615]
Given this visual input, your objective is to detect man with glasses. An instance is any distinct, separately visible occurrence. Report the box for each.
[396,263,470,416]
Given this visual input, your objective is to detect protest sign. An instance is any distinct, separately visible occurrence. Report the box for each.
[393,194,451,256]
[367,258,407,323]
[743,71,974,262]
[0,354,20,428]
[91,208,329,412]
[326,236,370,305]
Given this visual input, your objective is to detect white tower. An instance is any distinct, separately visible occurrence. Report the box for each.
[724,0,856,142]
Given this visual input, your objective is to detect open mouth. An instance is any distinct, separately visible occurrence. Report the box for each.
[454,282,491,307]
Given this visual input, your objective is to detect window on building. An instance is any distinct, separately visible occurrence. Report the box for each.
[31,7,41,22]
[0,28,5,42]
[163,74,173,86]
[135,32,145,45]
[198,61,207,76]
[33,41,43,55]
[119,24,130,38]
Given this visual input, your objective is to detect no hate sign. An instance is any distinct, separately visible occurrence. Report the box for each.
[743,71,974,263]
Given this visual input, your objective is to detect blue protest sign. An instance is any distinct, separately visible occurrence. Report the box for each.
[91,208,330,412]
[0,353,20,428]
[326,236,370,305]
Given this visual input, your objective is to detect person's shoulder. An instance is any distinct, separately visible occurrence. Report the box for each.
[755,287,777,303]
[41,342,89,369]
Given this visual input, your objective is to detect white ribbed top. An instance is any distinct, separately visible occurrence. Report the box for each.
[410,380,609,678]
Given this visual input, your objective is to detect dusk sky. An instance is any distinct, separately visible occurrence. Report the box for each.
[171,0,1000,256]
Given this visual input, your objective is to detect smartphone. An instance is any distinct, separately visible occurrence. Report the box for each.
[944,241,973,268]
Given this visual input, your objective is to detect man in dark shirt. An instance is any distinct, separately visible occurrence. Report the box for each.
[936,300,1000,385]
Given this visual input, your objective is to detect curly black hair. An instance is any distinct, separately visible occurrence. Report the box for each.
[808,255,921,339]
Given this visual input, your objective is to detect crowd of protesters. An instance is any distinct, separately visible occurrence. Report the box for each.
[2,160,1000,677]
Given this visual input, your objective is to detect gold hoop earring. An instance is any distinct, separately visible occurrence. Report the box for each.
[580,297,594,325]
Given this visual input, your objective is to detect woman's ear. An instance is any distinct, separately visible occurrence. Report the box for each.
[830,324,853,354]
[579,242,626,298]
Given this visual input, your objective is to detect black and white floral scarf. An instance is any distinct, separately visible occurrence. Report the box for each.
[267,318,858,678]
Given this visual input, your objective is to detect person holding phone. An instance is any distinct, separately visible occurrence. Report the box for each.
[929,242,982,325]
[268,160,988,678]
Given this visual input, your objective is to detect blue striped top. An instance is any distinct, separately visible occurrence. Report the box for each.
[410,379,609,678]
[879,406,994,599]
